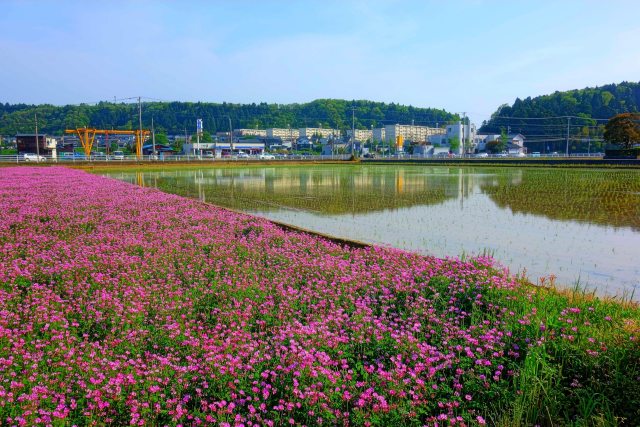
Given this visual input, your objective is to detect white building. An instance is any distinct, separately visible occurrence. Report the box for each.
[428,122,477,154]
[474,133,525,153]
[183,141,265,157]
[299,127,339,139]
[384,124,445,144]
[267,128,300,140]
[234,129,267,137]
[346,129,373,141]
[474,134,501,151]
[183,142,217,155]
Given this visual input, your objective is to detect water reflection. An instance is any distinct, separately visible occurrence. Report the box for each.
[103,165,640,299]
[111,166,484,214]
[479,169,640,230]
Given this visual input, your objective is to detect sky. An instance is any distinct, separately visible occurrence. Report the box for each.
[1,0,640,124]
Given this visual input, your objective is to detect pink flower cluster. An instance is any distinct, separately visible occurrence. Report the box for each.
[0,167,528,426]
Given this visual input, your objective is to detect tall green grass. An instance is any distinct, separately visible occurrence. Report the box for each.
[484,274,639,426]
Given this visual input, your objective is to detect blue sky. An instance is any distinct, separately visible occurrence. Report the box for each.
[1,0,639,124]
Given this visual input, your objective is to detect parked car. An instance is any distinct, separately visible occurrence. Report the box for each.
[259,153,275,160]
[495,152,508,158]
[92,152,107,160]
[475,152,489,158]
[113,151,125,160]
[236,152,250,159]
[531,152,541,158]
[23,153,46,162]
[511,152,526,157]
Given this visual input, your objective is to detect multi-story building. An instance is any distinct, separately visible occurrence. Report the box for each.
[16,134,58,157]
[266,128,300,140]
[384,124,445,144]
[372,127,386,142]
[299,128,339,139]
[234,129,267,137]
[346,129,373,141]
[428,123,476,154]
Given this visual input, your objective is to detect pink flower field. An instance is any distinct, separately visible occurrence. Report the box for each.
[0,167,638,426]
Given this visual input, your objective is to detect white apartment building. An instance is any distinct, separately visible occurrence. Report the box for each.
[299,127,339,139]
[384,124,445,144]
[428,123,477,154]
[266,128,300,140]
[235,129,267,137]
[346,129,373,141]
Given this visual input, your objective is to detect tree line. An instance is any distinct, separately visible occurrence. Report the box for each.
[0,99,459,136]
[479,81,640,152]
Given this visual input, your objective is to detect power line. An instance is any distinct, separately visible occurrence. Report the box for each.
[491,115,610,122]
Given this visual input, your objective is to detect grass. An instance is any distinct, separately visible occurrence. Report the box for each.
[0,166,638,426]
[484,275,640,426]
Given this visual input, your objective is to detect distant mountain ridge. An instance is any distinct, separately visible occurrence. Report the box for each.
[479,81,640,152]
[0,99,459,136]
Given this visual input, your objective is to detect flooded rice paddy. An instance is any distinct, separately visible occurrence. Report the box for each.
[103,165,640,299]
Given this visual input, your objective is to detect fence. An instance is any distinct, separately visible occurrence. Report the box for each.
[0,154,353,164]
[0,152,607,164]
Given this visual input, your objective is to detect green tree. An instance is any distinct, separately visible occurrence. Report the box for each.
[155,132,169,146]
[201,131,213,143]
[172,138,184,153]
[449,136,460,153]
[604,113,640,149]
[480,81,640,152]
[486,140,504,153]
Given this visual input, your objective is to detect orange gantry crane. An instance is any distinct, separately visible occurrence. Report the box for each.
[64,127,150,158]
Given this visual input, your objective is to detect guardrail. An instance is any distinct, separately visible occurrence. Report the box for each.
[0,154,353,163]
[362,153,605,160]
[0,153,606,164]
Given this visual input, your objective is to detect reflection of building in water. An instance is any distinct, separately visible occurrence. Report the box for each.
[396,169,404,194]
[127,167,509,215]
[114,167,560,218]
[187,168,443,195]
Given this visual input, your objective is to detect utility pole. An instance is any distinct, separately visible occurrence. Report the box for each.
[228,116,233,153]
[185,128,189,156]
[566,116,570,157]
[34,112,40,160]
[196,119,200,158]
[411,119,415,146]
[151,116,156,159]
[461,112,466,158]
[138,96,143,158]
[351,106,356,156]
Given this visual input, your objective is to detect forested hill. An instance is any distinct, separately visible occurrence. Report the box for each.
[480,82,640,136]
[0,99,458,135]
